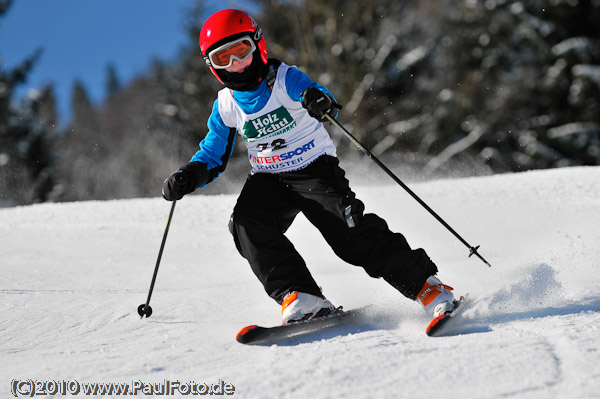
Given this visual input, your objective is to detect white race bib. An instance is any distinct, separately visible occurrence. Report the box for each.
[217,63,336,173]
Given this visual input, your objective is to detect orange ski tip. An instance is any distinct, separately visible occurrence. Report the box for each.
[236,325,258,340]
[425,315,446,335]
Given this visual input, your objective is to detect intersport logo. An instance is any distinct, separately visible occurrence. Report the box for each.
[243,106,295,140]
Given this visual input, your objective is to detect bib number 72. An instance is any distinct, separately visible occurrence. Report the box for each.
[256,138,287,152]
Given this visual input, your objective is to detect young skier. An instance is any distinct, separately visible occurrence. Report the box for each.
[162,9,456,334]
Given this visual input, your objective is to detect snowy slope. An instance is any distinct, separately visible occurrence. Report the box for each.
[2,166,600,398]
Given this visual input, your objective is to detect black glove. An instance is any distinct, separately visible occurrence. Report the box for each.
[301,87,342,121]
[162,162,208,201]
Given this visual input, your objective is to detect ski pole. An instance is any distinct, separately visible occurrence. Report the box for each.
[138,200,178,318]
[324,114,491,267]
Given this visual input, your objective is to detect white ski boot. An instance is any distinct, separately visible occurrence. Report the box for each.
[417,276,458,335]
[281,291,336,324]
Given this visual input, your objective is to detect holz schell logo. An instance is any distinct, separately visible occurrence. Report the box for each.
[243,107,294,140]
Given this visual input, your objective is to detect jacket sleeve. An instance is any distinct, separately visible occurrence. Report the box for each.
[284,66,337,103]
[190,99,237,188]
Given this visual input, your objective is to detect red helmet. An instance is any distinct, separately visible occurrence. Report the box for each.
[199,9,268,91]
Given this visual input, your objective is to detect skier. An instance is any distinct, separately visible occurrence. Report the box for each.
[162,9,456,334]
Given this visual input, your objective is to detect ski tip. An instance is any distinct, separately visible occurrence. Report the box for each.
[236,325,258,343]
[425,314,447,336]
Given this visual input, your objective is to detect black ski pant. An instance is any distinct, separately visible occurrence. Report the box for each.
[229,155,438,304]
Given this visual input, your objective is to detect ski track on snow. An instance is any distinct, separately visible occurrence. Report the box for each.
[1,166,600,398]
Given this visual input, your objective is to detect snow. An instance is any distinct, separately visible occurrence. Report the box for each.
[2,166,600,398]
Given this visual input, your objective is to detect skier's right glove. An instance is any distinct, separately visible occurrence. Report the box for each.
[162,162,208,201]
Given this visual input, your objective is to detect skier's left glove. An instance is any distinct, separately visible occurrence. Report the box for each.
[301,87,342,121]
[162,162,208,201]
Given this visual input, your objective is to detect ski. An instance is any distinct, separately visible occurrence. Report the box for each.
[236,306,370,345]
[425,294,468,337]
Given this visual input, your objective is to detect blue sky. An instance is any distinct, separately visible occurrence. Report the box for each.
[0,0,254,127]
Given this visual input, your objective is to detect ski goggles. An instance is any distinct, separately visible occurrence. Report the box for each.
[207,36,256,69]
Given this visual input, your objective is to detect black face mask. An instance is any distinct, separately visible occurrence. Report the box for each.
[214,49,268,92]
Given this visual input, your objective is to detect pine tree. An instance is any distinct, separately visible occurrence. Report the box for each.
[0,2,57,205]
[105,63,121,97]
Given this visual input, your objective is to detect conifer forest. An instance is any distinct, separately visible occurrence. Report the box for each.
[1,0,599,206]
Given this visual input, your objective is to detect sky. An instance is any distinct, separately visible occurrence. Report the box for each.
[0,0,254,127]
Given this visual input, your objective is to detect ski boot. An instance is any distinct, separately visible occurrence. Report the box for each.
[417,276,459,336]
[281,291,337,324]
